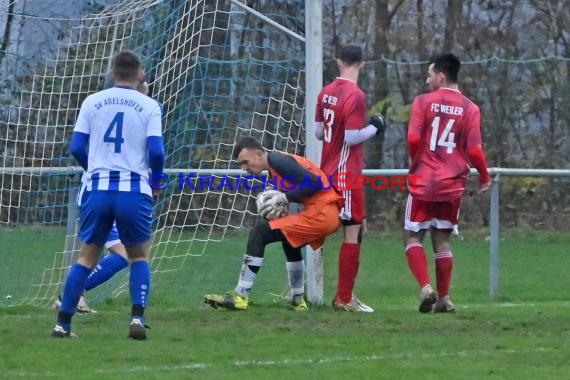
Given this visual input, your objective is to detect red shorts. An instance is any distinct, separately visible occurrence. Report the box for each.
[338,186,365,224]
[270,201,341,249]
[404,194,460,233]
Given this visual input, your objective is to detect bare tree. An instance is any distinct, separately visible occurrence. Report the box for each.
[443,0,463,52]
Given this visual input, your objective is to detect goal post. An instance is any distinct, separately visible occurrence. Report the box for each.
[0,0,313,306]
[304,0,325,305]
[223,0,326,306]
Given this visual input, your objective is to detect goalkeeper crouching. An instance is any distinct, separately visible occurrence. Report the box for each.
[204,136,344,311]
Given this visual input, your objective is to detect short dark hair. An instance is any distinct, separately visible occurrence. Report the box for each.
[430,52,461,83]
[234,136,264,160]
[111,50,142,81]
[337,44,363,66]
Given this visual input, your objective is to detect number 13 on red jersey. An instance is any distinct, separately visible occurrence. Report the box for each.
[323,108,335,143]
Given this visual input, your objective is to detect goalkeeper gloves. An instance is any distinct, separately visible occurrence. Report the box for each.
[261,205,288,220]
[257,190,288,220]
[368,114,386,135]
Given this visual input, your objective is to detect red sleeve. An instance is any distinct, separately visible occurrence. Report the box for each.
[463,103,490,184]
[343,91,366,131]
[464,103,482,149]
[467,144,490,185]
[407,97,424,161]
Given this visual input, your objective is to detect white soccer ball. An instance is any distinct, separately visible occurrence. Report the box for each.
[256,189,288,220]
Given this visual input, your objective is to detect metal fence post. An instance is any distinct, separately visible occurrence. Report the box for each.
[489,174,500,299]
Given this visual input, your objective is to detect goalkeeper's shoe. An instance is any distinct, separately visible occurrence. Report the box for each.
[433,295,455,313]
[51,324,77,338]
[51,295,61,310]
[52,294,96,313]
[332,294,374,313]
[419,284,437,313]
[128,318,148,340]
[204,291,249,310]
[77,295,96,313]
[288,295,308,312]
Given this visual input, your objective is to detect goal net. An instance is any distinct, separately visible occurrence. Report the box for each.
[0,0,307,306]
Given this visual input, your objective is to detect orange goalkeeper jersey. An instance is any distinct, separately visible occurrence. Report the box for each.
[267,152,344,208]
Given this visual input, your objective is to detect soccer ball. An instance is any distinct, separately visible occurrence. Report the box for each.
[256,189,288,220]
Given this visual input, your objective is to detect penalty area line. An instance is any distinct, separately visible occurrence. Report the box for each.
[234,346,555,367]
[9,347,557,377]
[93,347,555,374]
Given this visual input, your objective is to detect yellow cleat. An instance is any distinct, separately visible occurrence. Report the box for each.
[204,291,249,310]
[289,296,308,312]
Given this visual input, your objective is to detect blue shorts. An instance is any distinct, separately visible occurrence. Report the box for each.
[79,191,153,246]
[80,191,122,247]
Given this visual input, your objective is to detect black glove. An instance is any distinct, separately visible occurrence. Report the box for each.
[368,114,386,135]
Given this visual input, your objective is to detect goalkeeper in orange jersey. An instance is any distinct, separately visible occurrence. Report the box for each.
[204,136,343,311]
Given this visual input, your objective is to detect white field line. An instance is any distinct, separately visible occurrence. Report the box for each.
[8,347,559,377]
[458,300,570,309]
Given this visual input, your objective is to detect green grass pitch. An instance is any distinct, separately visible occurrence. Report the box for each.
[0,227,569,379]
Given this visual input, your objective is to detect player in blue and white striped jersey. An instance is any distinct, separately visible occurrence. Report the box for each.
[53,80,153,313]
[53,174,128,313]
[52,51,164,340]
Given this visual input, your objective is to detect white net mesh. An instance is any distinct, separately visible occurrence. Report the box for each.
[0,0,306,305]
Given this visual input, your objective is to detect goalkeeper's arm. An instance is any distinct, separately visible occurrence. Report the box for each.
[267,152,321,202]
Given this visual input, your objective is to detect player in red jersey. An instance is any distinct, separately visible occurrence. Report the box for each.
[404,52,491,313]
[314,44,386,312]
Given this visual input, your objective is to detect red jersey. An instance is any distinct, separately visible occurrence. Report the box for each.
[407,88,483,201]
[315,77,367,177]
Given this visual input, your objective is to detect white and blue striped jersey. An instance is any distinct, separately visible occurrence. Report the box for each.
[74,86,162,196]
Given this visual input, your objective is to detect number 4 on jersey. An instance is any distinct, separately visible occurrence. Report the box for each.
[104,112,125,153]
[430,116,456,154]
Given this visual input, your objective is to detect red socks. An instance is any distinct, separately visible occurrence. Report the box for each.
[406,244,454,297]
[405,243,430,288]
[336,243,360,303]
[435,251,453,297]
